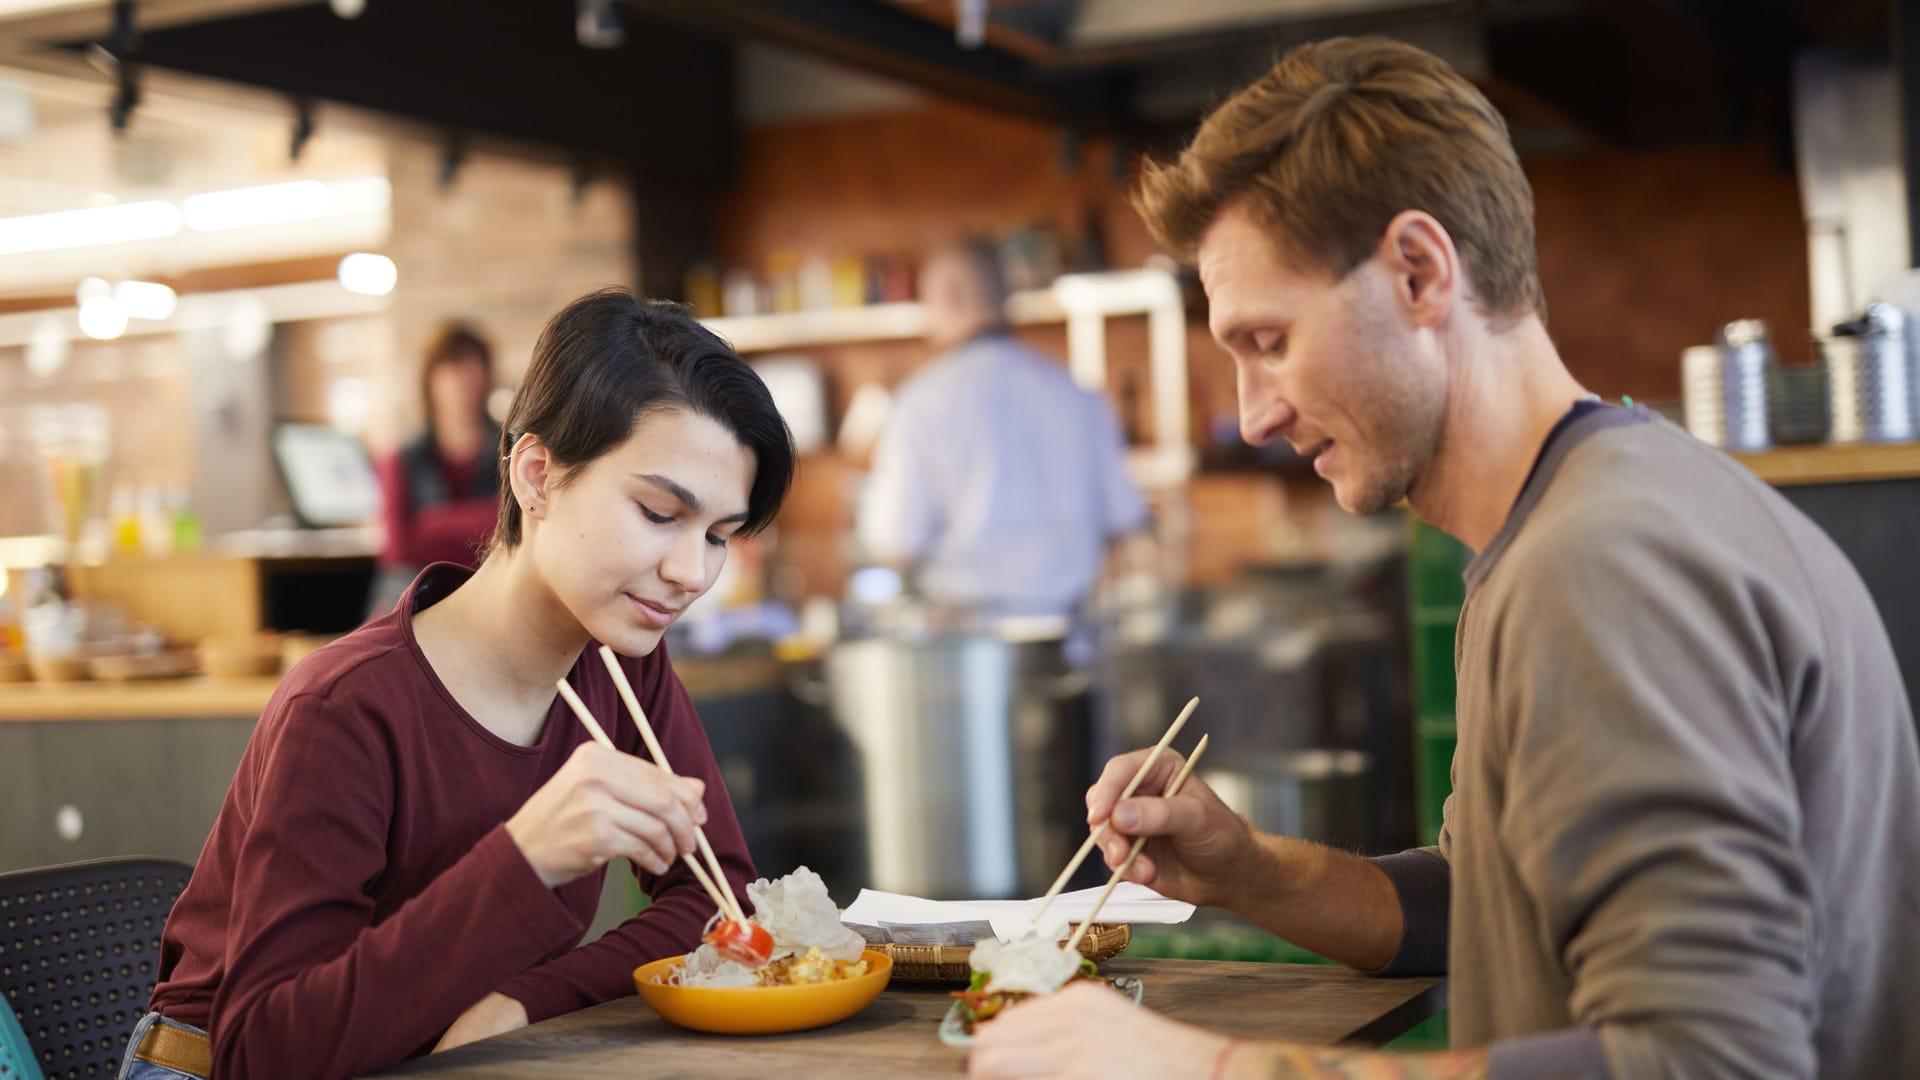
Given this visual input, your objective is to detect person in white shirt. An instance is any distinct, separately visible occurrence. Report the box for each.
[858,241,1148,619]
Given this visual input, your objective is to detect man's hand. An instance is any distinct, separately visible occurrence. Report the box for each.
[967,981,1232,1079]
[1085,747,1256,909]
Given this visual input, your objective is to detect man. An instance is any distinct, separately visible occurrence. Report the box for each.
[970,35,1920,1080]
[858,240,1147,620]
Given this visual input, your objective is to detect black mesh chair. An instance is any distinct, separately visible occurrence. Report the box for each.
[0,859,194,1080]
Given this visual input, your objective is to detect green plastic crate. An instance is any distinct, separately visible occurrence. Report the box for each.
[1410,613,1460,716]
[1407,518,1467,848]
[1406,518,1469,608]
[1413,716,1457,846]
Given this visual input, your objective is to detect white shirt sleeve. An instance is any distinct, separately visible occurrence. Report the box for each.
[858,397,940,563]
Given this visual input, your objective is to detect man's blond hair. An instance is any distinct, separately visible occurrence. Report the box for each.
[1135,36,1545,322]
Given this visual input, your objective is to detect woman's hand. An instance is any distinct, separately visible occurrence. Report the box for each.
[505,741,707,887]
[433,992,528,1054]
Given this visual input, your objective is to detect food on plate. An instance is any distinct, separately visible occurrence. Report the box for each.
[660,866,870,988]
[702,915,775,967]
[949,931,1101,1033]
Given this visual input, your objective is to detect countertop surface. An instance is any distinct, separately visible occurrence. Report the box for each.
[0,652,789,722]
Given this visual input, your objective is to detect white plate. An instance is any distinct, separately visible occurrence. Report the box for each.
[938,977,1144,1048]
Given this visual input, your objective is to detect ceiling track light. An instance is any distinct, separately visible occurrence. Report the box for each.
[439,136,467,189]
[95,0,142,134]
[576,0,624,49]
[290,97,316,162]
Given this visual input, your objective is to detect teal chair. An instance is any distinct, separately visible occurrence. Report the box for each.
[0,987,44,1080]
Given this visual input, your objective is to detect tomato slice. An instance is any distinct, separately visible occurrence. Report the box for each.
[703,918,774,967]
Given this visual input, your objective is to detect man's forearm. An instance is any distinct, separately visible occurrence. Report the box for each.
[1230,1043,1487,1080]
[1224,833,1404,970]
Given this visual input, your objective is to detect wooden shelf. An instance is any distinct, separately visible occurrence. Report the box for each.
[1732,441,1920,486]
[700,290,1065,352]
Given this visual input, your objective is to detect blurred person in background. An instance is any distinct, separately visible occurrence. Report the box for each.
[371,322,504,614]
[858,239,1149,630]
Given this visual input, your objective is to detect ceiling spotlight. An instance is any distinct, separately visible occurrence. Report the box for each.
[956,0,986,49]
[576,0,624,49]
[75,276,112,305]
[108,64,140,133]
[115,279,177,320]
[439,138,466,189]
[78,296,128,340]
[329,0,367,18]
[94,0,141,133]
[290,98,315,162]
[90,0,139,73]
[338,252,397,296]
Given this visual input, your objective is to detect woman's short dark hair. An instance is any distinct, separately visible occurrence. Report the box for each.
[489,289,795,552]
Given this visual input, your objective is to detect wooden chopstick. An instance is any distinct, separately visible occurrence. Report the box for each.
[1031,697,1199,926]
[1063,733,1210,953]
[553,677,737,921]
[595,645,749,926]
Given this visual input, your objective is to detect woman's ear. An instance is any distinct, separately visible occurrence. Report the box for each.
[507,433,553,519]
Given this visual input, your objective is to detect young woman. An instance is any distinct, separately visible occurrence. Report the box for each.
[123,290,794,1080]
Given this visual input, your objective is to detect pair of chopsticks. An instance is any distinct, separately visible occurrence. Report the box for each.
[1029,697,1199,927]
[1063,732,1209,951]
[553,644,746,926]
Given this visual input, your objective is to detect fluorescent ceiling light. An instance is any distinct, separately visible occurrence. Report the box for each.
[183,176,390,231]
[0,200,181,256]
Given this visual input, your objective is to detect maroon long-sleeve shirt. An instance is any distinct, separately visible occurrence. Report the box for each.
[150,564,754,1079]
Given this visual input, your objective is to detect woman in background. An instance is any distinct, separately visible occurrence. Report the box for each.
[371,322,503,613]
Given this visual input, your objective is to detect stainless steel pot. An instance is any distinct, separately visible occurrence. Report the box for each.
[823,632,1092,900]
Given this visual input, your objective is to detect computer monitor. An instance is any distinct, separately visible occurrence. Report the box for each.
[270,422,381,528]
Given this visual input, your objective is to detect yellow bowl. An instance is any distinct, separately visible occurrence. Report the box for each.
[632,950,893,1035]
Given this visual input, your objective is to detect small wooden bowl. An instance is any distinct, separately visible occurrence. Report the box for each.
[198,638,281,679]
[29,655,92,683]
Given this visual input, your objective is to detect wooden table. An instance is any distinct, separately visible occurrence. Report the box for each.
[372,959,1444,1078]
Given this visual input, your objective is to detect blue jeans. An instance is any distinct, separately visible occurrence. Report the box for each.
[116,1013,209,1080]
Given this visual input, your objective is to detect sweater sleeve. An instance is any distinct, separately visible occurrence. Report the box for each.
[495,646,757,1021]
[1364,847,1451,977]
[1484,519,1817,1079]
[208,694,586,1080]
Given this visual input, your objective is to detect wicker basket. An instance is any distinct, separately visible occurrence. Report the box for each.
[878,923,1131,984]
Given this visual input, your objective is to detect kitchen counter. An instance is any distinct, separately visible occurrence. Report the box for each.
[1733,440,1920,486]
[0,652,790,723]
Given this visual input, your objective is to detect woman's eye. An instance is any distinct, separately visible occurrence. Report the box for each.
[638,503,673,525]
[705,533,729,548]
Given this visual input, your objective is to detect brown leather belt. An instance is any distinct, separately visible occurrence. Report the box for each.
[133,1020,212,1079]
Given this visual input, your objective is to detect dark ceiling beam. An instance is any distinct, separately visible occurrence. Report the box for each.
[1486,0,1756,148]
[626,0,1133,131]
[1035,0,1479,70]
[1898,0,1920,264]
[114,0,738,189]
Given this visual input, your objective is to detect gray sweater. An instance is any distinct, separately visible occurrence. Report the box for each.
[1375,407,1920,1078]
